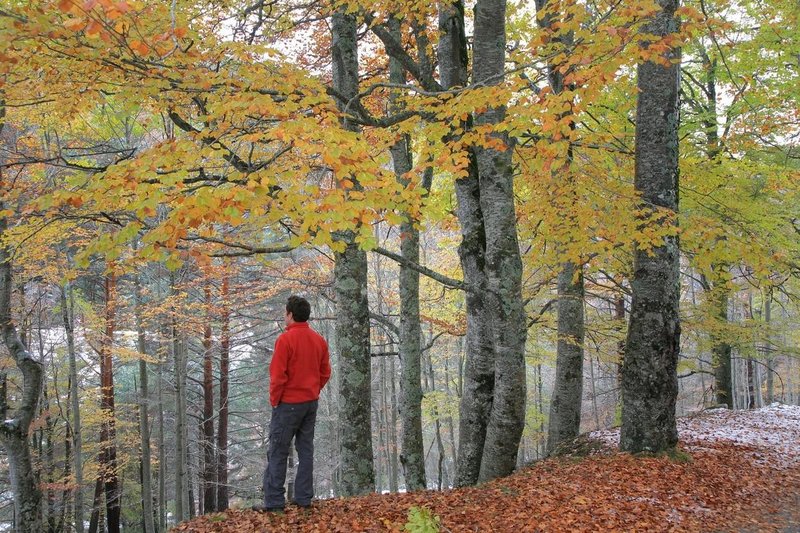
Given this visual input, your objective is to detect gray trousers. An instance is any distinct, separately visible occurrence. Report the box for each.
[263,400,318,507]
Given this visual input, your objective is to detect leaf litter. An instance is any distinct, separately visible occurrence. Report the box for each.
[176,405,800,532]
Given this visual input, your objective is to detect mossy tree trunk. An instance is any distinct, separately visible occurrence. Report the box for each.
[473,0,528,482]
[620,0,682,454]
[332,9,375,496]
[0,201,44,533]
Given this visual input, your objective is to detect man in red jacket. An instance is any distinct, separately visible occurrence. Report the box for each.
[259,295,331,512]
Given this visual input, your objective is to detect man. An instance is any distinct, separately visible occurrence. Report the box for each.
[258,295,331,512]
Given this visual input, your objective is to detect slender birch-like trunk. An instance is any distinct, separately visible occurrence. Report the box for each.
[171,274,188,522]
[202,282,216,513]
[216,273,230,509]
[387,18,427,491]
[134,274,155,533]
[101,271,121,533]
[61,284,84,533]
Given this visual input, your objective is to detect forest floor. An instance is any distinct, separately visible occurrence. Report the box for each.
[176,405,800,532]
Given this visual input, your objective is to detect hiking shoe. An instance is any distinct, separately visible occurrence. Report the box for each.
[252,504,284,513]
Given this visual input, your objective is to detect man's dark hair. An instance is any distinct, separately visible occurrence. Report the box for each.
[286,295,311,322]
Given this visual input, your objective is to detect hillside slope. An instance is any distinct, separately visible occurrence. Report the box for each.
[176,405,800,532]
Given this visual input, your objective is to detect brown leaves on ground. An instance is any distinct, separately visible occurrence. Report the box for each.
[176,440,800,532]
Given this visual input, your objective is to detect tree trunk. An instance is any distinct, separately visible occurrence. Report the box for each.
[547,263,585,453]
[473,0,527,482]
[202,282,216,513]
[620,0,681,453]
[696,49,732,409]
[615,294,625,418]
[216,272,230,510]
[101,271,121,533]
[59,415,72,533]
[0,128,44,533]
[134,274,156,533]
[171,274,188,522]
[536,0,586,455]
[43,379,56,532]
[537,363,545,458]
[426,351,447,490]
[711,282,733,407]
[764,292,774,404]
[333,238,375,495]
[388,356,399,492]
[87,477,103,533]
[61,284,84,533]
[388,18,426,492]
[437,0,496,488]
[331,8,376,496]
[157,329,167,530]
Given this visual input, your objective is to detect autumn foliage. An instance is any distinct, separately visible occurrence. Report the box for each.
[176,408,800,532]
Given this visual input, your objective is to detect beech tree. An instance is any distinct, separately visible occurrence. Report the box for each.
[330,8,376,496]
[0,205,45,531]
[620,0,682,453]
[535,0,586,456]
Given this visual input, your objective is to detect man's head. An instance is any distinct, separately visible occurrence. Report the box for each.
[285,295,311,325]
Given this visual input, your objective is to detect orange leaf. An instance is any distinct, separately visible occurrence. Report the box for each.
[64,18,85,31]
[130,40,149,55]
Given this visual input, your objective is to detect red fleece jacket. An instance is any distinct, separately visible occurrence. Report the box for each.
[269,322,331,407]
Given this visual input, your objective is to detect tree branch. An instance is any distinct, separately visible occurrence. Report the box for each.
[372,246,465,291]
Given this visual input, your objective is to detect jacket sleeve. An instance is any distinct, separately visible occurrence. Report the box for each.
[270,335,289,407]
[319,340,332,391]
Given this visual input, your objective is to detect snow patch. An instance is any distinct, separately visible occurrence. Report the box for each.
[589,404,800,467]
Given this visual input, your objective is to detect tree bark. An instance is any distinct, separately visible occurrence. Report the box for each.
[547,262,585,454]
[333,238,375,495]
[157,328,167,530]
[331,8,376,496]
[764,292,774,404]
[473,0,527,482]
[747,357,757,409]
[61,283,84,533]
[202,281,217,513]
[436,0,496,488]
[536,0,586,455]
[389,356,399,492]
[135,273,156,533]
[696,48,732,409]
[620,0,682,453]
[87,477,103,533]
[101,271,121,533]
[615,294,625,417]
[710,281,733,407]
[171,274,188,522]
[216,272,230,510]
[387,18,426,492]
[0,120,44,533]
